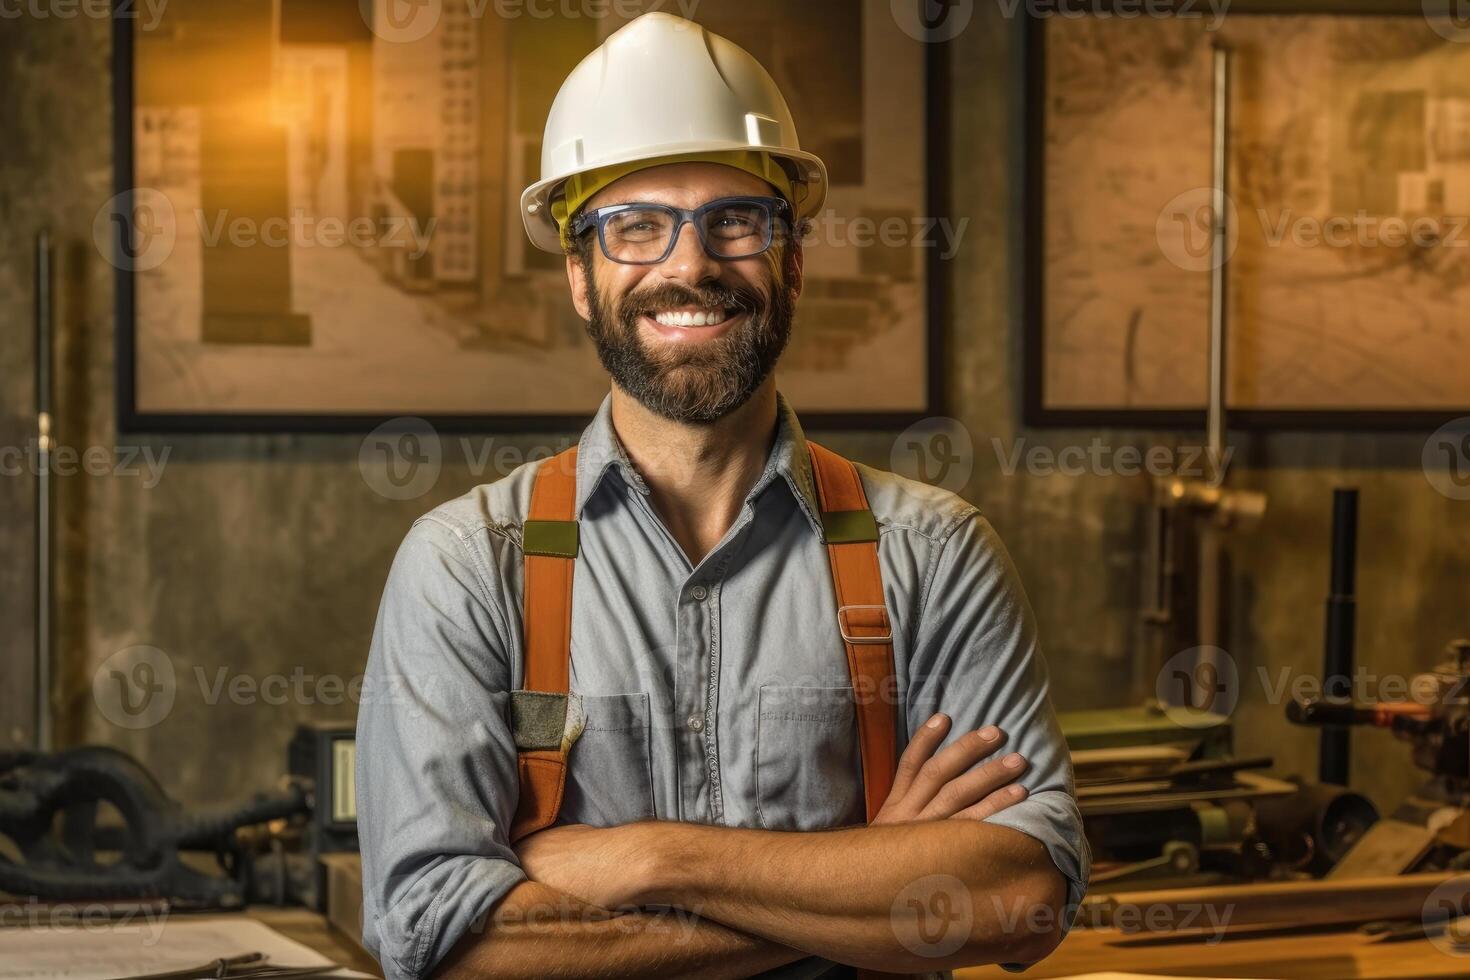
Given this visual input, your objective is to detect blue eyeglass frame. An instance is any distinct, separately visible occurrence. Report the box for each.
[569,195,791,265]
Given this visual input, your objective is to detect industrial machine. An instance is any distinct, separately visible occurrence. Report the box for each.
[0,723,357,913]
[1288,639,1470,879]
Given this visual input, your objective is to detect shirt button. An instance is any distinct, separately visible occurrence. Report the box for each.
[690,585,708,601]
[686,714,705,733]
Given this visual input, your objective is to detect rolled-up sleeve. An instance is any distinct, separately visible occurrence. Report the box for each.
[906,514,1090,945]
[357,516,526,980]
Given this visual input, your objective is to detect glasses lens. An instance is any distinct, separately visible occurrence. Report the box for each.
[602,207,676,262]
[700,202,772,258]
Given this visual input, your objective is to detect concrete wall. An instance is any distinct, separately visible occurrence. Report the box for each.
[1,7,1466,817]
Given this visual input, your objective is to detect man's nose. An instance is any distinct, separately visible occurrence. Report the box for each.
[658,220,722,285]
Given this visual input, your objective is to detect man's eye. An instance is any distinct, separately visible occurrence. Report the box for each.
[711,213,760,236]
[609,212,669,236]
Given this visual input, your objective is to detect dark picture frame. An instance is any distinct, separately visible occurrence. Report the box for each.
[1021,1,1470,430]
[112,3,947,433]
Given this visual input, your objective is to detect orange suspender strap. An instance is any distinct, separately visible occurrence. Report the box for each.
[807,442,899,822]
[809,443,914,980]
[509,446,579,843]
[515,442,909,974]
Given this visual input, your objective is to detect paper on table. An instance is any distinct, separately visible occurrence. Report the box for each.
[0,915,368,980]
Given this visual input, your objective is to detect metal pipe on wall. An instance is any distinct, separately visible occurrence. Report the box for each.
[1197,41,1232,658]
[35,229,53,752]
[1321,488,1360,786]
[1206,40,1231,488]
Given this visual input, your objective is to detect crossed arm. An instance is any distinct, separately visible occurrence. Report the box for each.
[437,714,1071,978]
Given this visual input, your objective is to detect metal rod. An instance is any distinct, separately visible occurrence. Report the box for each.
[1195,42,1232,663]
[1139,502,1175,703]
[1207,42,1231,486]
[35,229,54,751]
[1321,488,1359,786]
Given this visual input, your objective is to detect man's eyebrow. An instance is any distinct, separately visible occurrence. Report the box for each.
[591,195,758,211]
[592,199,665,209]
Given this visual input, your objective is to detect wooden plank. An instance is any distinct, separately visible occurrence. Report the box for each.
[959,925,1470,979]
[1084,871,1470,931]
[1328,819,1438,879]
[321,853,365,953]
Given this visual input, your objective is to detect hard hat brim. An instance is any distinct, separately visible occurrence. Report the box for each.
[520,144,829,255]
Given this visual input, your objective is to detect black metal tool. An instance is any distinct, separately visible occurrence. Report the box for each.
[0,746,308,907]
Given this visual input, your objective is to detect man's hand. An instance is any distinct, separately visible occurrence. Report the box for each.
[519,712,1029,907]
[515,822,654,911]
[872,712,1029,824]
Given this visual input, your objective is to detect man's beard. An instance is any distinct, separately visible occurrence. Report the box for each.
[580,247,797,424]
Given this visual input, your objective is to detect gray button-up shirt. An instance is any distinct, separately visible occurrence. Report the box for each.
[357,394,1089,980]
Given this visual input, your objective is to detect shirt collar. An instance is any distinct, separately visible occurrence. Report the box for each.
[574,394,649,516]
[755,393,825,537]
[573,392,826,537]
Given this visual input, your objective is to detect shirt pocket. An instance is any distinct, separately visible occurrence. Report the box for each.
[755,684,864,831]
[561,692,656,826]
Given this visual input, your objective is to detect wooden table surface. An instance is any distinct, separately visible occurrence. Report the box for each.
[4,903,1461,980]
[959,924,1470,979]
[255,906,1467,980]
[252,903,1469,980]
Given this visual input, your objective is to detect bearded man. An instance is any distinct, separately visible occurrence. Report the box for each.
[358,13,1087,980]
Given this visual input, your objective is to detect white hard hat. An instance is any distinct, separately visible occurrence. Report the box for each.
[520,11,829,253]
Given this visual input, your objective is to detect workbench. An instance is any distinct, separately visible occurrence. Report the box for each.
[959,924,1469,979]
[9,906,1454,979]
[258,906,1467,979]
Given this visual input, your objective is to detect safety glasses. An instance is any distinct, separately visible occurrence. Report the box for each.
[570,195,790,265]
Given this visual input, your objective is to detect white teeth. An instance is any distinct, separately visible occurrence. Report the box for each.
[653,309,729,328]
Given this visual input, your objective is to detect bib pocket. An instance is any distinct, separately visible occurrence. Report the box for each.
[755,684,864,831]
[560,692,656,826]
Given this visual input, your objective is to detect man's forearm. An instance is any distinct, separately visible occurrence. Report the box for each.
[435,880,808,980]
[641,820,1068,973]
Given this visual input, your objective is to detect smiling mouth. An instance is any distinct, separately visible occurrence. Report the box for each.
[649,307,736,328]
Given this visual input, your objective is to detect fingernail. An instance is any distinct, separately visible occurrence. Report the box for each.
[927,713,947,729]
[1010,784,1027,797]
[978,725,999,741]
[1003,752,1024,768]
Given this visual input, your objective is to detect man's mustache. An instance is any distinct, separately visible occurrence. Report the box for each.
[619,281,766,322]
